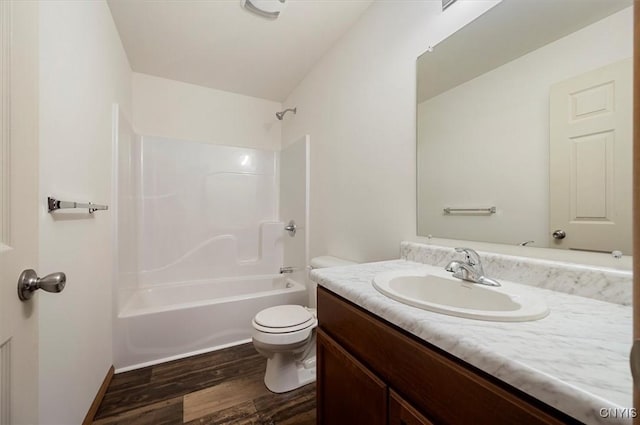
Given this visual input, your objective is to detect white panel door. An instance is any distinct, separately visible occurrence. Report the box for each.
[549,58,632,254]
[0,2,39,423]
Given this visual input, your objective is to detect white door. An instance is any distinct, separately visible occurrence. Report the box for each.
[549,58,633,254]
[0,2,40,423]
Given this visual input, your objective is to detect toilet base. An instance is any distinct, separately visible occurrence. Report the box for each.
[264,353,316,393]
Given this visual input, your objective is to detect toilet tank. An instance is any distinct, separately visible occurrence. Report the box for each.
[307,256,356,308]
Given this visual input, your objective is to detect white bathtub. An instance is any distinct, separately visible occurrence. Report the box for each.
[114,274,307,372]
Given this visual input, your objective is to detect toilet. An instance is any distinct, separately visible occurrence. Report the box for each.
[251,255,355,393]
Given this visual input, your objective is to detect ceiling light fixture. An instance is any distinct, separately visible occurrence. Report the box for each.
[241,0,287,20]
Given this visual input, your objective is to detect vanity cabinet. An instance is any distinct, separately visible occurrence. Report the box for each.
[389,391,434,425]
[316,287,580,425]
[316,329,387,425]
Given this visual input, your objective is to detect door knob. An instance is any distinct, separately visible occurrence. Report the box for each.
[552,229,566,240]
[284,220,297,237]
[17,269,66,301]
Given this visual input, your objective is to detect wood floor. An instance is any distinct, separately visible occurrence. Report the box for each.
[93,343,316,425]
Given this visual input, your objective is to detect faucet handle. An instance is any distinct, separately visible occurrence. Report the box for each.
[454,247,480,265]
[449,248,498,286]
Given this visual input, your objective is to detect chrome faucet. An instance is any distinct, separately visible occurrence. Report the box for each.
[280,266,295,274]
[445,247,501,287]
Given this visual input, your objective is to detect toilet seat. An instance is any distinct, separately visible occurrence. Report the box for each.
[252,319,318,350]
[253,305,315,334]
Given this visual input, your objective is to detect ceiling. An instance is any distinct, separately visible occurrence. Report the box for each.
[108,0,374,102]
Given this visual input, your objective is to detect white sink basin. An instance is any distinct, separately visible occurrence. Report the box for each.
[372,268,549,322]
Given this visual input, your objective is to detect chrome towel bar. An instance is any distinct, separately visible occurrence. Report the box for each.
[47,197,108,214]
[443,206,496,215]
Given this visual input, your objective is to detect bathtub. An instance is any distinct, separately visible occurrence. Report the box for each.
[114,274,307,372]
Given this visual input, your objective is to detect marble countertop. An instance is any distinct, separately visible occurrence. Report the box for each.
[312,259,633,425]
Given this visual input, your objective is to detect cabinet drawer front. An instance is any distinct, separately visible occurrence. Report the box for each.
[318,287,577,425]
[317,329,387,425]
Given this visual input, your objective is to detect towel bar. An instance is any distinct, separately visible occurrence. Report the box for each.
[47,197,108,214]
[443,206,496,215]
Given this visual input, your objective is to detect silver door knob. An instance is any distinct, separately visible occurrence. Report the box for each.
[284,220,297,237]
[17,269,66,301]
[552,229,566,240]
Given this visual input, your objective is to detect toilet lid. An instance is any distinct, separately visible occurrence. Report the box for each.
[254,305,313,329]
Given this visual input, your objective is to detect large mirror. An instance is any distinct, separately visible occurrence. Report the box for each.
[417,0,633,254]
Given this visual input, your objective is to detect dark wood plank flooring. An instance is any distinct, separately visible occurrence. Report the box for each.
[94,343,316,425]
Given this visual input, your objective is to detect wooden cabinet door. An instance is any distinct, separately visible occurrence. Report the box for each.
[389,390,434,425]
[316,329,387,425]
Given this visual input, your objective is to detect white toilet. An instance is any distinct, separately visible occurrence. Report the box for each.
[251,255,355,393]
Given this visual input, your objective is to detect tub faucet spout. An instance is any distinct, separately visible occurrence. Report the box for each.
[280,266,295,274]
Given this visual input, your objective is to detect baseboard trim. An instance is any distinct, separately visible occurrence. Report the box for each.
[82,365,114,425]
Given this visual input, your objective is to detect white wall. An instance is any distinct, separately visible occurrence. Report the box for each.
[133,72,282,150]
[282,1,499,262]
[417,7,632,248]
[38,1,132,423]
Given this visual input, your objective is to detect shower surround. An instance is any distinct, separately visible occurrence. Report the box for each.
[114,135,306,371]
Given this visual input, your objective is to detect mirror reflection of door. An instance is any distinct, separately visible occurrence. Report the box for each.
[549,58,632,254]
[415,1,633,252]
